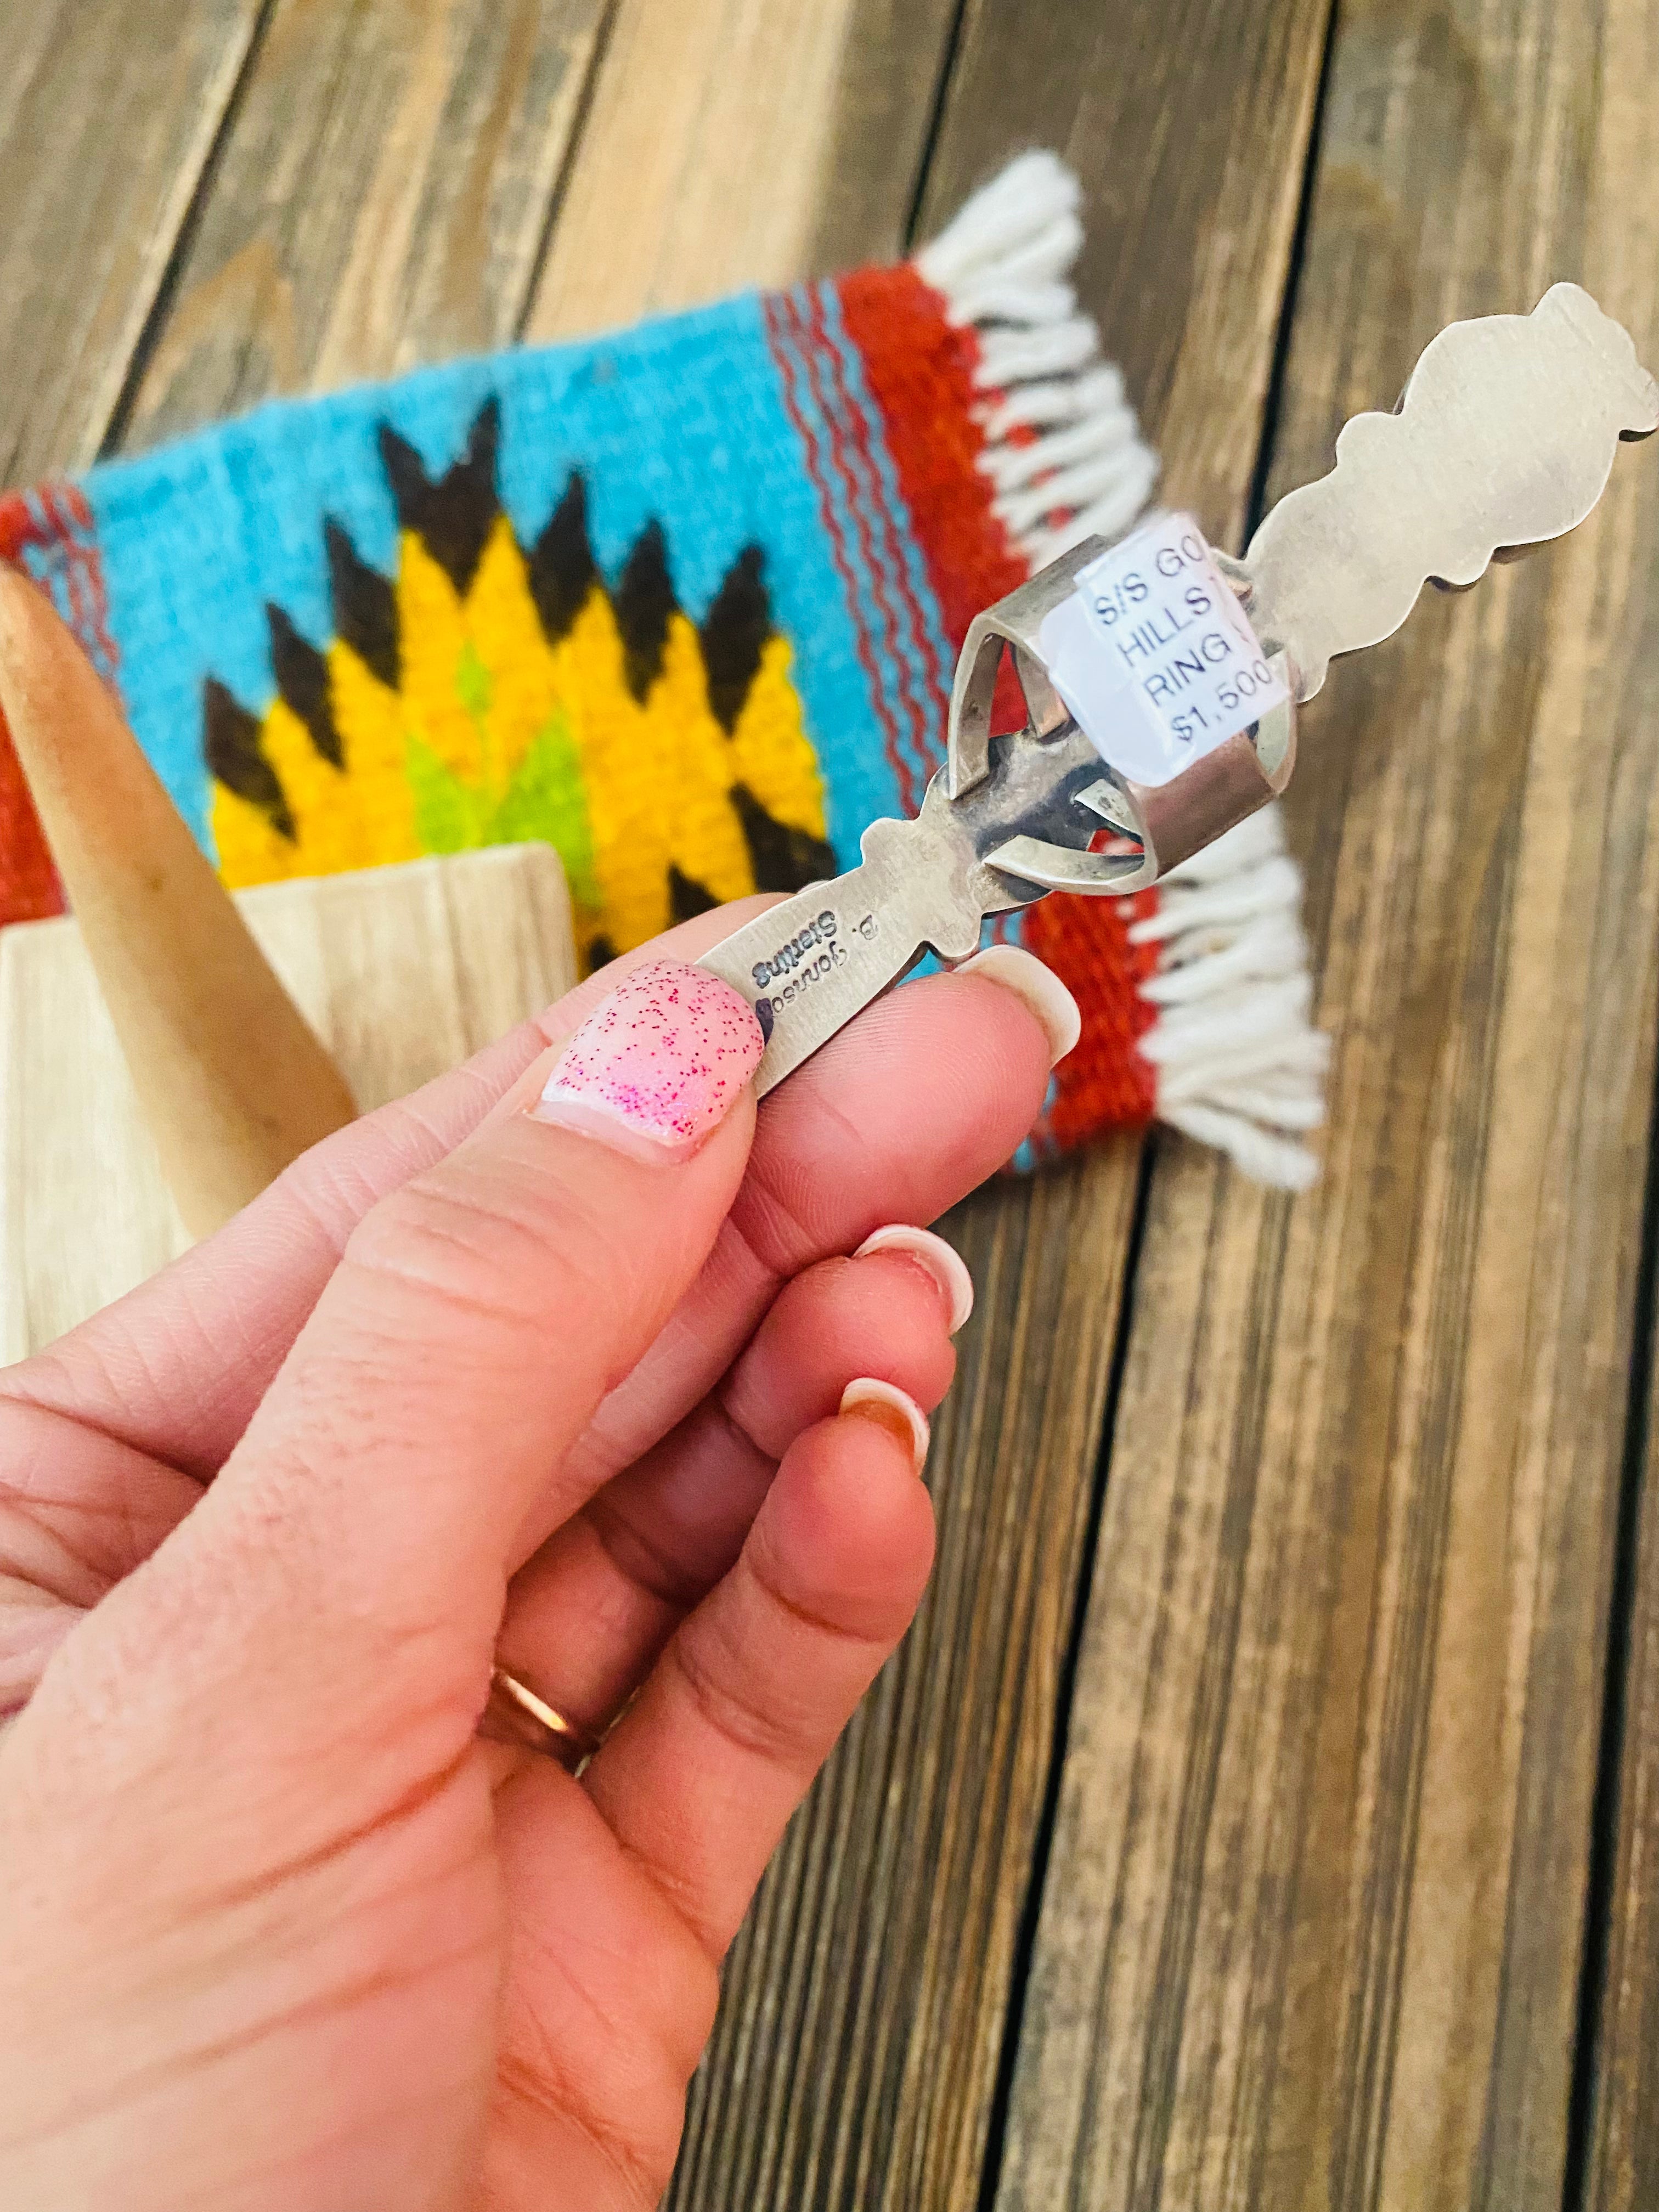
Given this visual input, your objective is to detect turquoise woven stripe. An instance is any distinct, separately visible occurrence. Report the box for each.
[80,292,908,856]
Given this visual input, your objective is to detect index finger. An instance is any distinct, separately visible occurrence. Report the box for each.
[2,910,1064,1482]
[1,902,779,1466]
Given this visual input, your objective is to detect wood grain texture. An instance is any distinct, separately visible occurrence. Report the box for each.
[916,0,1336,545]
[1589,1392,1659,2211]
[999,5,1659,2209]
[522,0,959,341]
[0,0,263,482]
[670,1151,1138,2212]
[122,0,610,447]
[1584,0,1659,2120]
[0,844,576,1361]
[653,3,1333,2203]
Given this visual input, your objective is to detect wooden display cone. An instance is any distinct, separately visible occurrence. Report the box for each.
[0,566,358,1238]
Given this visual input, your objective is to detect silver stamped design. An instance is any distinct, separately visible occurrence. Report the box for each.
[1237,283,1659,698]
[696,791,984,1095]
[697,281,1658,1098]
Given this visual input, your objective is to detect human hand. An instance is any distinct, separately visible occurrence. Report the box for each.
[0,904,1073,2210]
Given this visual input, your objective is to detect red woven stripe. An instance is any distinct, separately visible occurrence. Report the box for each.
[1023,888,1159,1133]
[0,493,67,924]
[0,711,60,926]
[41,482,119,680]
[834,266,1029,632]
[762,289,922,819]
[802,284,942,808]
[835,263,1158,1134]
[792,290,930,807]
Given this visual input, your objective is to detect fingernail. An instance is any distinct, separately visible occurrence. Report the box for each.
[839,1377,930,1471]
[529,958,765,1159]
[956,945,1081,1066]
[853,1223,974,1334]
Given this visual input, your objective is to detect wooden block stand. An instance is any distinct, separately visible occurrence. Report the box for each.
[0,844,575,1361]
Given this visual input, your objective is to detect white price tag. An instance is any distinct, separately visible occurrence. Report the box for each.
[1036,512,1287,787]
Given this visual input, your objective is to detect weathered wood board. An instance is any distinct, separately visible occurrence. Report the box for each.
[0,0,264,481]
[1588,1354,1659,2212]
[121,0,611,446]
[522,0,962,341]
[1583,9,1659,2148]
[998,5,1659,2209]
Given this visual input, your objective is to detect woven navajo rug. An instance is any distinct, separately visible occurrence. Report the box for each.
[0,154,1325,1185]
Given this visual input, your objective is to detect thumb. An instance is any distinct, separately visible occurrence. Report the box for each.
[27,960,764,1786]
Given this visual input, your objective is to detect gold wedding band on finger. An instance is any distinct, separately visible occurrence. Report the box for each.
[480,1666,603,1773]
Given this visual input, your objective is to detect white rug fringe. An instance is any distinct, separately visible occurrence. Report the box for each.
[916,151,1159,566]
[1131,812,1330,1189]
[918,152,1329,1190]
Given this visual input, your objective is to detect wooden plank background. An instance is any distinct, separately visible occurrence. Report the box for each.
[999,5,1659,2210]
[7,1,1659,2205]
[523,0,964,340]
[1579,33,1659,2206]
[1589,1273,1659,2212]
[0,0,264,481]
[122,0,611,441]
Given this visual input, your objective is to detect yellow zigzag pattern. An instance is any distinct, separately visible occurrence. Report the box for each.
[211,505,830,967]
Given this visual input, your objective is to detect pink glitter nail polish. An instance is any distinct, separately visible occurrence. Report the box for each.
[529,958,765,1159]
